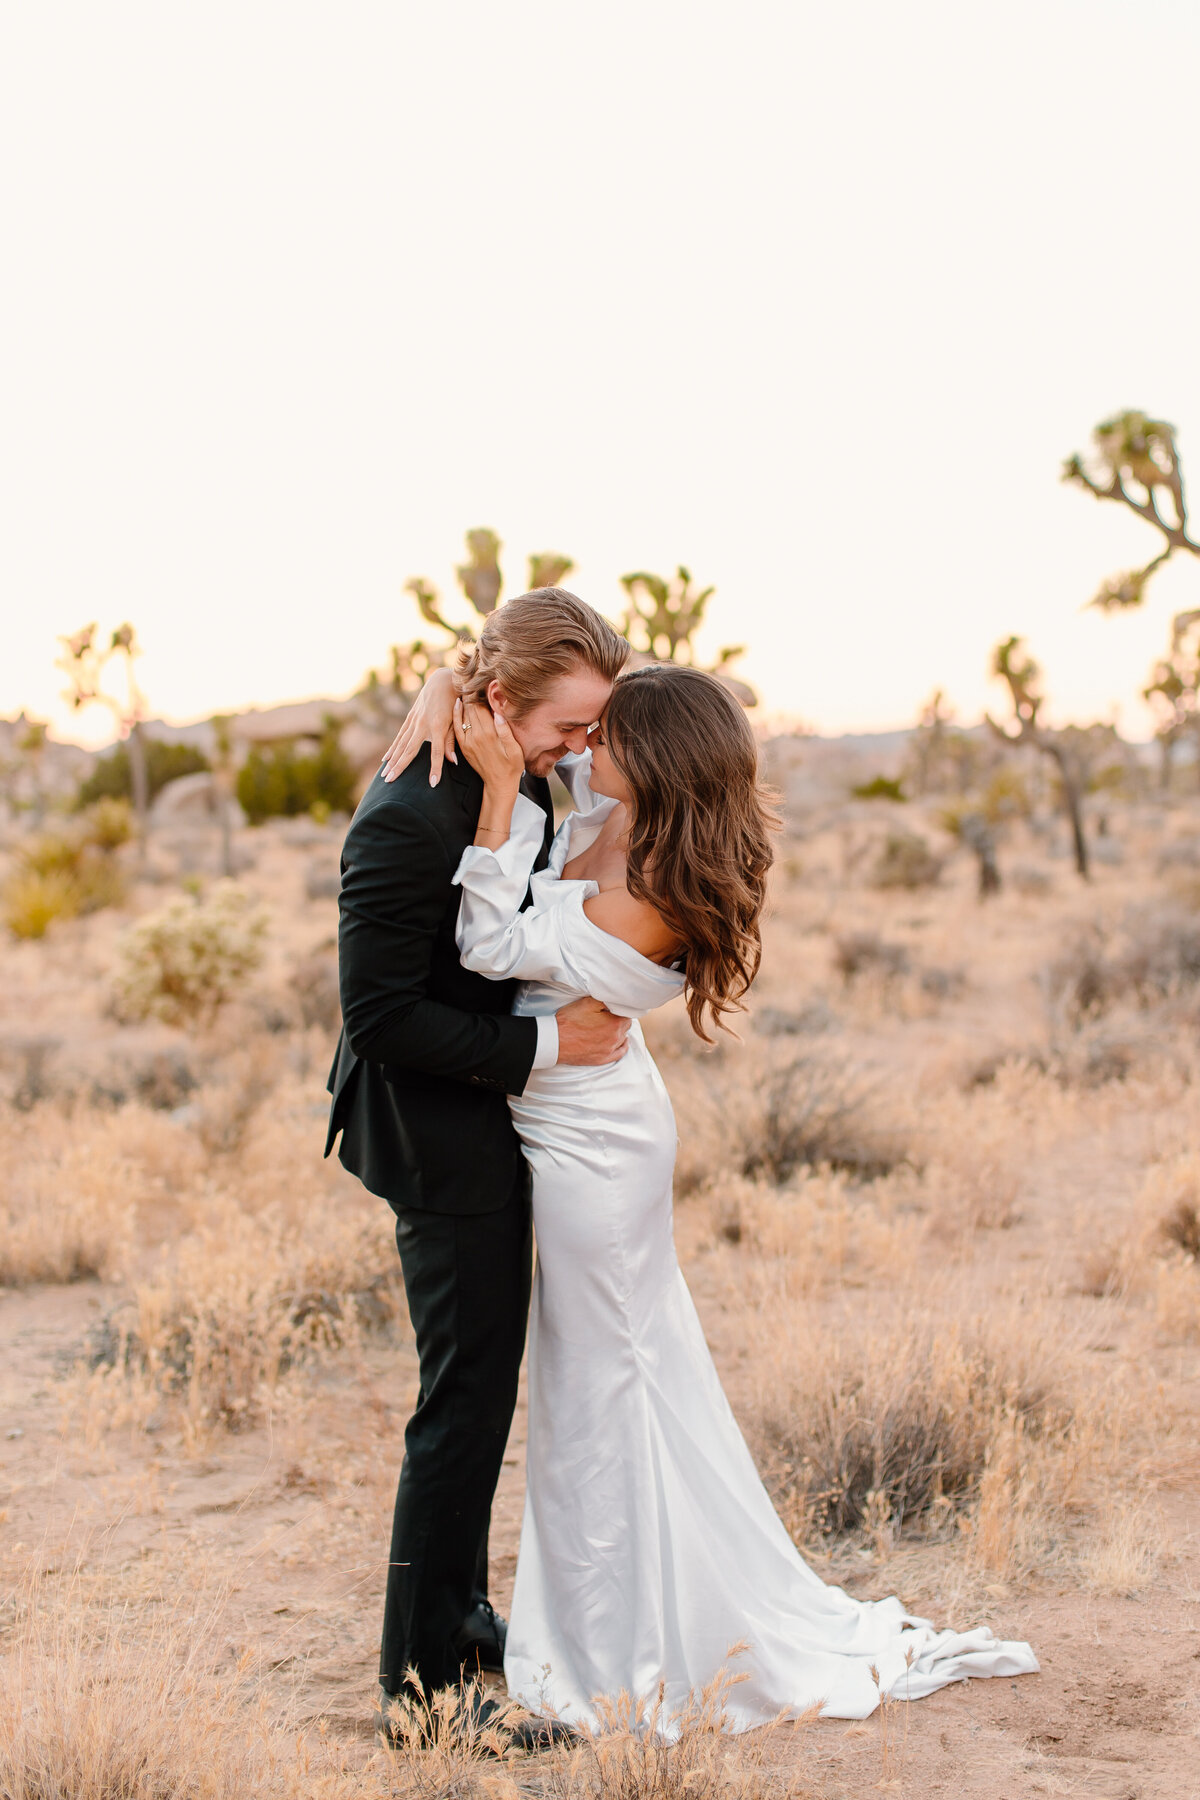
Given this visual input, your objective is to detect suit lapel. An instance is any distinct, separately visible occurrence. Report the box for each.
[520,773,555,874]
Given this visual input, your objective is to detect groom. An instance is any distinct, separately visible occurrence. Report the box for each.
[325,589,630,1720]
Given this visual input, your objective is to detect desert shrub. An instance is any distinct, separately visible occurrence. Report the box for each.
[191,1049,279,1155]
[2,867,82,939]
[869,830,943,889]
[76,735,209,807]
[1161,1197,1200,1259]
[0,1122,136,1285]
[292,949,341,1031]
[918,964,965,1000]
[832,930,909,983]
[850,774,905,802]
[2,807,130,938]
[82,794,135,849]
[92,1197,402,1429]
[113,882,268,1025]
[742,1055,903,1184]
[235,717,355,824]
[755,1318,1071,1544]
[1045,909,1200,1024]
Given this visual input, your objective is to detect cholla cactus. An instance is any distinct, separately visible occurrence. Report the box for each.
[113,883,268,1025]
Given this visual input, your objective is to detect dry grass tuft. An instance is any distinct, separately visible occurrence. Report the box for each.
[0,1114,141,1285]
[378,1676,525,1797]
[1044,907,1200,1026]
[0,1563,284,1800]
[545,1660,808,1797]
[84,1197,402,1432]
[737,1054,908,1186]
[753,1312,1077,1555]
[1075,1496,1164,1597]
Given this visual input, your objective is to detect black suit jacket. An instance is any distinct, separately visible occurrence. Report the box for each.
[325,746,554,1214]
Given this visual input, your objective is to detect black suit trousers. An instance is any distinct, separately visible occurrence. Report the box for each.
[380,1165,533,1696]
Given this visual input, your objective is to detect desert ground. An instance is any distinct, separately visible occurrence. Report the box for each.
[2,760,1199,1798]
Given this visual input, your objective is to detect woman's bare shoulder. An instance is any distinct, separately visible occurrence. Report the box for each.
[582,888,679,961]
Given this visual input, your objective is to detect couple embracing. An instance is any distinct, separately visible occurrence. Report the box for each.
[325,588,1037,1745]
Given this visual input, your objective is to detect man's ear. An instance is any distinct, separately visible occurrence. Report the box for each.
[485,679,508,715]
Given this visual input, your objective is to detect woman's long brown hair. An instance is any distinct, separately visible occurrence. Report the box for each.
[603,664,778,1043]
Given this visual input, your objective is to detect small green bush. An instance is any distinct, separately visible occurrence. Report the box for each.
[77,737,210,808]
[113,883,268,1025]
[235,718,355,825]
[851,774,906,802]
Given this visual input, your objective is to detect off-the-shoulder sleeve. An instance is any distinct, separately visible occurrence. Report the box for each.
[452,795,570,984]
[554,749,603,816]
[452,796,687,1018]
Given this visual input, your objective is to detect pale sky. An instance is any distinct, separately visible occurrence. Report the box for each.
[3,1,1199,747]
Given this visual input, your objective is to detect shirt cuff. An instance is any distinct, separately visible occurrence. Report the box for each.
[532,1013,559,1070]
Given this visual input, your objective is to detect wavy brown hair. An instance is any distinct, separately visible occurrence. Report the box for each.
[604,663,778,1042]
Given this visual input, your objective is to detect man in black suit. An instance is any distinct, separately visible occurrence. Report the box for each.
[325,590,630,1722]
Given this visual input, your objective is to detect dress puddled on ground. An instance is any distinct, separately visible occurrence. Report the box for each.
[451,752,1038,1732]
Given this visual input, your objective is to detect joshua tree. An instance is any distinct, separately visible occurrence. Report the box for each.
[618,566,745,673]
[15,719,48,825]
[986,637,1091,879]
[405,532,577,646]
[1066,412,1200,780]
[527,551,576,590]
[57,623,149,846]
[210,713,236,877]
[404,577,474,645]
[456,528,504,616]
[1063,411,1198,613]
[1142,609,1200,790]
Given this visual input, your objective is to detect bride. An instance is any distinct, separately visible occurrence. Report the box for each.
[391,661,1038,1732]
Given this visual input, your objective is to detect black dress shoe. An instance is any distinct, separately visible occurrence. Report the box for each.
[453,1598,507,1674]
[505,1713,579,1752]
[377,1682,576,1756]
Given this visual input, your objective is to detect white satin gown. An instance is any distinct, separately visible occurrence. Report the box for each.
[451,752,1038,1732]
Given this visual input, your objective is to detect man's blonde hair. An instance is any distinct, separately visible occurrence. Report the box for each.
[458,589,628,715]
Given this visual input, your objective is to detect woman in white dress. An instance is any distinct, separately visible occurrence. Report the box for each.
[401,662,1038,1733]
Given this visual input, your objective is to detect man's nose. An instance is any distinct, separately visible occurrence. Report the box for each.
[562,726,590,754]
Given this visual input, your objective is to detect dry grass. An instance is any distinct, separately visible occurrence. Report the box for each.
[544,1661,811,1795]
[4,794,1200,1790]
[0,1559,288,1800]
[750,1308,1080,1554]
[74,1196,403,1435]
